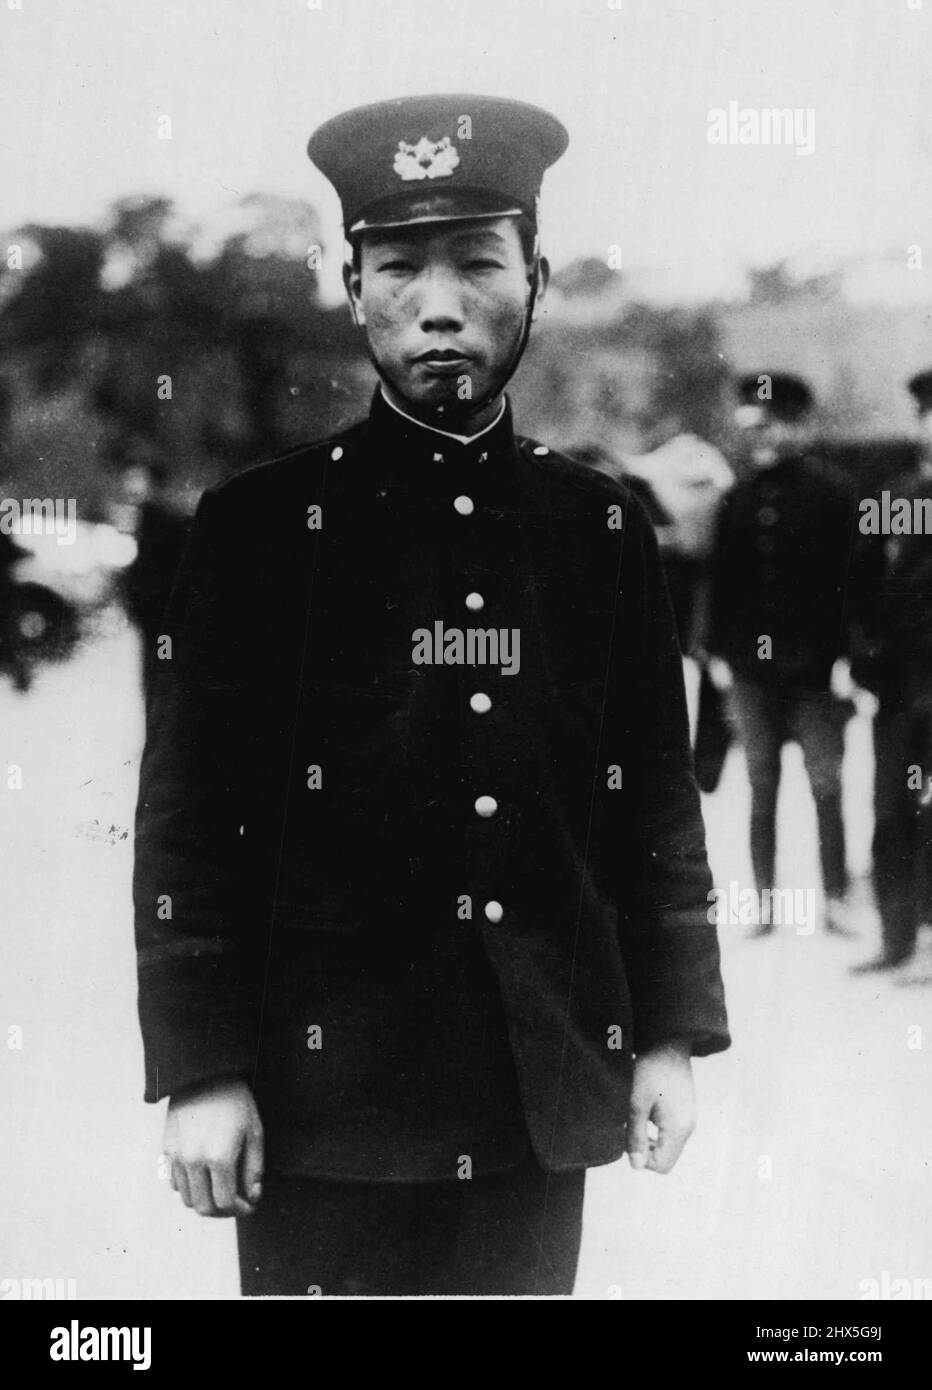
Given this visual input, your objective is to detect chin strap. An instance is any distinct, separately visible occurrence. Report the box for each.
[355,257,541,429]
[484,259,540,405]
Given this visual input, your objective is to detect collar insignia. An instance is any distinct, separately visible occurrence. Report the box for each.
[393,135,460,181]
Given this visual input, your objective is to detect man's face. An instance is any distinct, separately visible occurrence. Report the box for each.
[122,465,153,504]
[345,217,545,423]
[737,414,807,468]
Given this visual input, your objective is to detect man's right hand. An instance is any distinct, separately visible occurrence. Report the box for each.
[163,1076,264,1218]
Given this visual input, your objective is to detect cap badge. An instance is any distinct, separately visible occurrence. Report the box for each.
[393,135,460,181]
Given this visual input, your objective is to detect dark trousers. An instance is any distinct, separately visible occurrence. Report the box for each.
[730,681,848,898]
[236,1156,585,1297]
[871,690,932,961]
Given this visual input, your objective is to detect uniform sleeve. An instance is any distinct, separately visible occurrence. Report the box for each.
[827,469,865,664]
[614,494,731,1057]
[133,488,259,1102]
[705,488,736,661]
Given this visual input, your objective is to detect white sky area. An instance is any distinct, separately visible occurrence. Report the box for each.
[2,0,931,303]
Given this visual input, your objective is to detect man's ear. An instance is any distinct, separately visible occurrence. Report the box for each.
[530,255,550,322]
[343,259,366,328]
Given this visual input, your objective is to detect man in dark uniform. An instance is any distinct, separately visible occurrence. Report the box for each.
[707,373,855,935]
[849,369,932,973]
[133,95,730,1297]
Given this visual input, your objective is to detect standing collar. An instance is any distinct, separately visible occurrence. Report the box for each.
[378,386,507,446]
[366,386,518,476]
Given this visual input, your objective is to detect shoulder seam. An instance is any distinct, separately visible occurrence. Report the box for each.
[517,437,635,505]
[206,424,366,495]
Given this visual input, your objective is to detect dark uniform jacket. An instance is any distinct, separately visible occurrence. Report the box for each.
[134,390,730,1182]
[123,502,190,656]
[848,465,932,698]
[708,453,856,686]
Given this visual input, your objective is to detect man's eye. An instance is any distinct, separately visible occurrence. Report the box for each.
[377,260,416,273]
[466,259,504,270]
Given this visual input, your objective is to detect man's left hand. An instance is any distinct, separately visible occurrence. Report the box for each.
[626,1040,696,1175]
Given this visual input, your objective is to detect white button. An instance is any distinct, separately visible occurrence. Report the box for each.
[330,446,344,461]
[533,445,549,456]
[433,452,444,463]
[470,692,492,714]
[475,795,498,818]
[453,495,474,516]
[465,591,484,612]
[484,900,504,923]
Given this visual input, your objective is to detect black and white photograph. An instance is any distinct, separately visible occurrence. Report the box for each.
[1,0,930,1337]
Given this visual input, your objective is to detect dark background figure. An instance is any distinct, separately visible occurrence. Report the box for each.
[848,369,932,973]
[573,437,737,793]
[0,528,31,692]
[568,441,674,530]
[112,449,189,671]
[707,372,857,934]
[618,430,734,654]
[620,430,737,793]
[0,378,31,692]
[576,433,734,653]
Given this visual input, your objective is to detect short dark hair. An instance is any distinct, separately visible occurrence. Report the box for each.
[350,213,538,274]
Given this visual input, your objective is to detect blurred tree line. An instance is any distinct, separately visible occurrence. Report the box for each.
[513,255,730,462]
[0,194,371,514]
[0,196,733,514]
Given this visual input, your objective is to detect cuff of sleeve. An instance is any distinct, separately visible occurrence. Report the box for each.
[137,955,258,1102]
[633,1016,731,1059]
[142,1041,258,1104]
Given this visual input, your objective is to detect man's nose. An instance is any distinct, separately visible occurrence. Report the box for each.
[417,267,466,333]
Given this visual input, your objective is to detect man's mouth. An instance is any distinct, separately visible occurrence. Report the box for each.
[414,349,473,376]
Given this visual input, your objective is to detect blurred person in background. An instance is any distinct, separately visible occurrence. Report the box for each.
[568,441,675,533]
[707,373,856,936]
[620,430,734,652]
[0,379,31,693]
[623,430,736,793]
[573,432,734,652]
[578,431,736,791]
[108,441,189,669]
[848,369,932,975]
[0,526,29,692]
